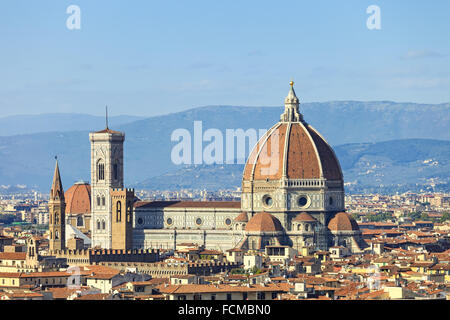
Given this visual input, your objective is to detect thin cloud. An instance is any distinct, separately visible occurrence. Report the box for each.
[401,50,445,60]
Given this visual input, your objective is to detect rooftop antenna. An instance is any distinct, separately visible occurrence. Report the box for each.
[105,105,109,129]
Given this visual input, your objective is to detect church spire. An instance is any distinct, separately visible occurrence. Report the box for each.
[281,80,302,122]
[50,157,64,201]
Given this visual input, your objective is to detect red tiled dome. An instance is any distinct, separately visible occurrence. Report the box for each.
[234,212,249,222]
[328,212,359,232]
[64,182,91,214]
[242,122,342,182]
[293,212,316,222]
[245,212,283,232]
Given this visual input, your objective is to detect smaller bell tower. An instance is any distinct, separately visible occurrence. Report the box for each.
[111,188,134,250]
[49,158,66,252]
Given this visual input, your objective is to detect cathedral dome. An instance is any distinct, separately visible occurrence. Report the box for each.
[293,212,316,222]
[65,181,91,214]
[328,212,359,232]
[242,83,342,182]
[245,212,283,233]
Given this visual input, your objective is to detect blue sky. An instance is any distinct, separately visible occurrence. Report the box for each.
[0,0,449,117]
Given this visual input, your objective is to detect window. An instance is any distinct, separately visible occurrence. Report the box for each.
[116,201,122,222]
[97,196,101,207]
[329,197,333,205]
[193,294,202,300]
[55,230,59,239]
[127,202,132,223]
[211,294,216,300]
[178,295,186,300]
[243,292,248,300]
[137,218,143,225]
[196,218,202,226]
[77,216,83,227]
[97,220,101,230]
[225,218,232,226]
[272,292,278,299]
[257,292,265,300]
[226,293,232,300]
[298,196,308,207]
[97,160,105,181]
[166,218,173,226]
[102,196,106,207]
[102,220,106,230]
[263,195,273,207]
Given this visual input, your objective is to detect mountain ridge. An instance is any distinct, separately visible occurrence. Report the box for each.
[0,101,448,192]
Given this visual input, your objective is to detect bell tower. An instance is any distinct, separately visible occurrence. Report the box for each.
[89,111,125,249]
[49,158,66,252]
[111,188,134,250]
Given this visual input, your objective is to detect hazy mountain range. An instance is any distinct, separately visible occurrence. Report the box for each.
[0,101,449,193]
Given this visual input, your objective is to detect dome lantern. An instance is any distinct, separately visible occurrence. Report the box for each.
[281,81,303,122]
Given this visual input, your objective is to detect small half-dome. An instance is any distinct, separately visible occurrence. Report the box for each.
[65,181,91,214]
[234,212,249,223]
[245,212,283,233]
[328,212,359,232]
[293,212,316,223]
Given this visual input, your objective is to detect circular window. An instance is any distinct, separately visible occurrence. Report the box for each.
[166,218,173,226]
[225,218,232,226]
[196,218,203,225]
[298,196,308,207]
[263,195,273,207]
[137,218,143,225]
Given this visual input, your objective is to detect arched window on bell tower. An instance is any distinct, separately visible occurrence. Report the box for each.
[116,201,122,222]
[97,159,105,181]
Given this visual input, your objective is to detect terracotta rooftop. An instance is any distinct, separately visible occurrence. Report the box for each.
[243,120,342,181]
[234,212,249,222]
[135,200,240,209]
[245,212,283,233]
[0,252,26,260]
[328,212,359,232]
[65,182,91,214]
[158,283,291,294]
[293,212,317,223]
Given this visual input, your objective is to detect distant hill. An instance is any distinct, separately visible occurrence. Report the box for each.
[0,113,144,136]
[136,139,450,193]
[0,101,449,192]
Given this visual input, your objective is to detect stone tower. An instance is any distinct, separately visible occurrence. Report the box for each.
[49,159,66,252]
[89,122,125,249]
[111,188,135,250]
